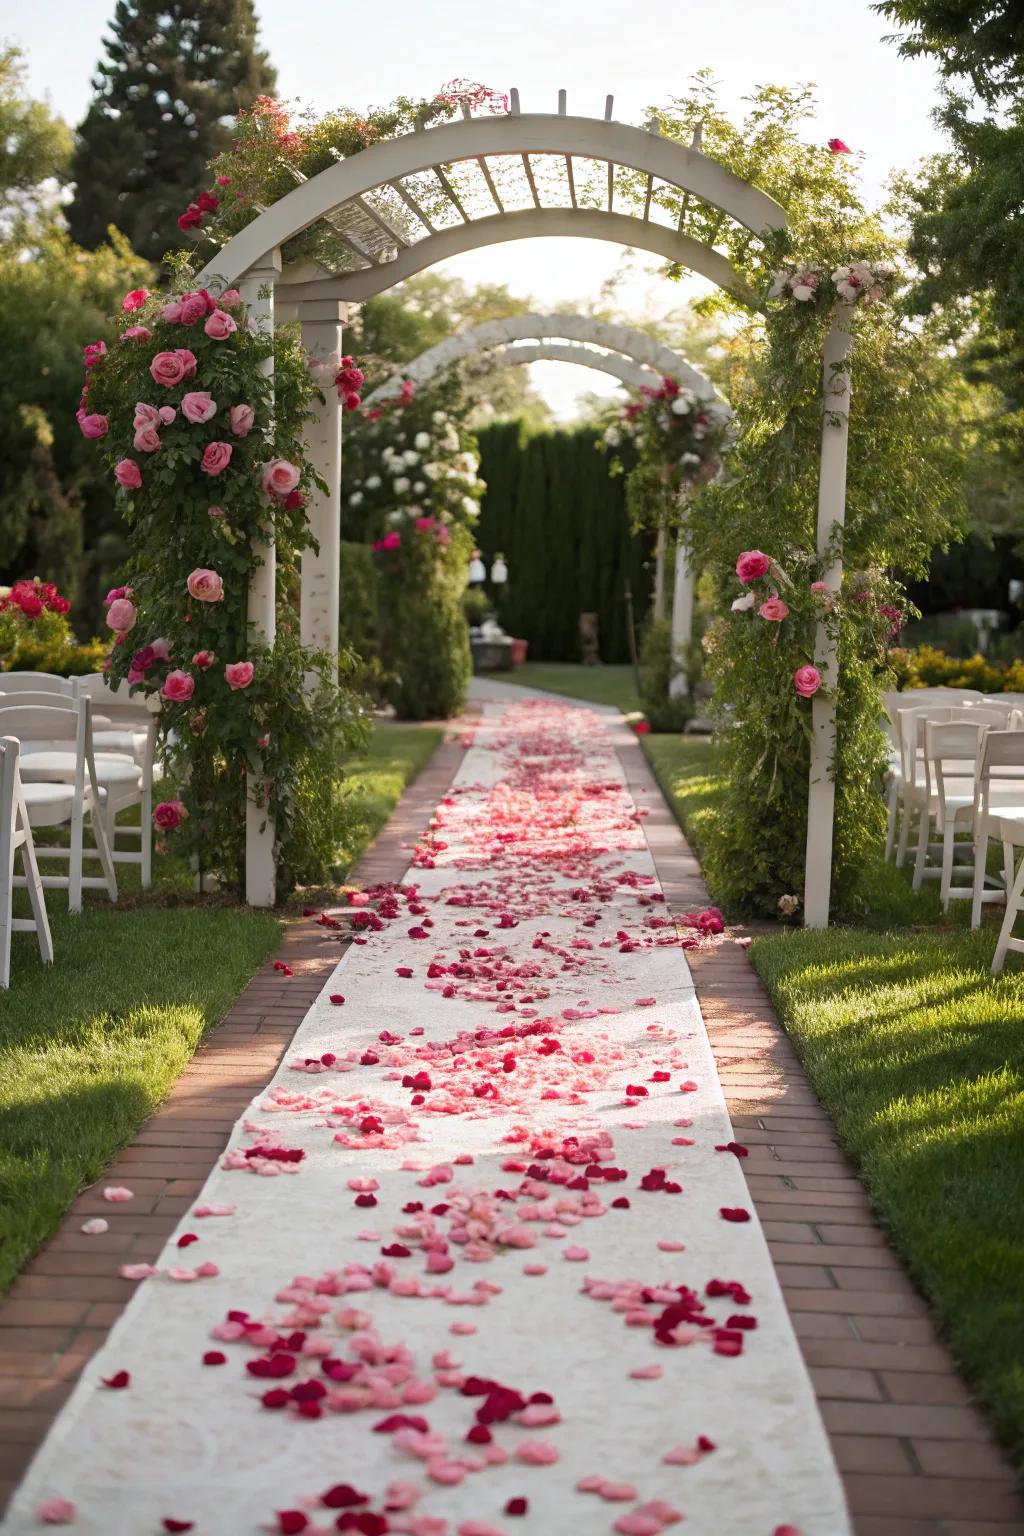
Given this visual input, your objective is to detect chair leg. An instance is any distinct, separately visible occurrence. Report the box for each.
[992,845,1024,973]
[0,834,13,991]
[896,800,911,867]
[90,805,118,903]
[912,806,930,892]
[140,785,152,889]
[884,781,898,862]
[940,819,956,910]
[68,801,84,914]
[971,814,989,929]
[20,835,53,966]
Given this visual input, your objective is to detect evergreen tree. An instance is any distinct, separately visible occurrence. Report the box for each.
[68,0,276,262]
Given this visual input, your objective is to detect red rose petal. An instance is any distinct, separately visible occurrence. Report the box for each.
[162,1522,194,1534]
[202,1350,227,1365]
[101,1370,130,1389]
[505,1497,529,1516]
[720,1206,751,1222]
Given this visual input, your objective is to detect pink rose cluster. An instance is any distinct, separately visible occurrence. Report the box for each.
[373,531,401,553]
[0,579,71,620]
[334,355,365,413]
[104,586,136,636]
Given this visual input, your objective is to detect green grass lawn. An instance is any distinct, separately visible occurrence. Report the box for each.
[642,732,1024,1466]
[0,720,444,1291]
[505,661,641,714]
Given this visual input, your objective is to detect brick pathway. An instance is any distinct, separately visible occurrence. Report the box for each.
[1,712,1021,1535]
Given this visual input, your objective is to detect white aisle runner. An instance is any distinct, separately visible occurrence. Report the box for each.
[5,701,850,1536]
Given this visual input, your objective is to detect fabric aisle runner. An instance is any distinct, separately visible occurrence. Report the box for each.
[5,700,850,1536]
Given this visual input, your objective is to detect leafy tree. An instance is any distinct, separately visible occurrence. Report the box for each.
[874,0,1024,102]
[0,46,71,216]
[67,0,275,262]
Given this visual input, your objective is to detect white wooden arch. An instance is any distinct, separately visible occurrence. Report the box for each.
[197,91,847,932]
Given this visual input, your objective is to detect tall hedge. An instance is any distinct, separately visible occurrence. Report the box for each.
[476,422,651,662]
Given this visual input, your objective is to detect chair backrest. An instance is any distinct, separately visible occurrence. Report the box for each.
[75,671,158,720]
[0,736,17,846]
[895,704,953,787]
[924,718,988,812]
[947,705,1008,727]
[0,698,92,802]
[0,673,74,696]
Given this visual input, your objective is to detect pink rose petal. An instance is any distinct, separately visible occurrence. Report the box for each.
[102,1186,134,1203]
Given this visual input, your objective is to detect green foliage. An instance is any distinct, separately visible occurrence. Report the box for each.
[378,526,473,720]
[639,617,692,733]
[475,421,652,663]
[890,642,1024,693]
[82,284,372,893]
[68,0,276,263]
[339,541,380,657]
[0,46,72,214]
[873,0,1024,101]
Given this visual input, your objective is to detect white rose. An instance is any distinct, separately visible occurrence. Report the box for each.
[387,510,403,525]
[414,432,431,450]
[402,449,419,465]
[432,410,447,425]
[365,474,381,490]
[462,496,478,518]
[768,271,789,299]
[424,462,442,480]
[670,396,691,416]
[393,476,411,495]
[413,481,426,494]
[731,591,755,613]
[791,284,815,302]
[348,491,364,507]
[680,452,701,465]
[604,426,621,447]
[381,446,395,461]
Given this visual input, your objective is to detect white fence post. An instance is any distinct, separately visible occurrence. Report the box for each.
[298,299,346,661]
[803,313,854,929]
[668,532,695,699]
[653,527,667,621]
[239,250,281,908]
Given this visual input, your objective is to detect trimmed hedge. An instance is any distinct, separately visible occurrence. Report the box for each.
[476,422,652,662]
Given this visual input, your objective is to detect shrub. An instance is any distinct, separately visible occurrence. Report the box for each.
[377,523,472,720]
[890,643,1024,694]
[0,577,104,675]
[339,540,380,656]
[639,617,693,732]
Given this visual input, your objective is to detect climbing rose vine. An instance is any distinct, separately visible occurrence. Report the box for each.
[79,281,371,893]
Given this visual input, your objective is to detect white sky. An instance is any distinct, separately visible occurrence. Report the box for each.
[13,0,949,416]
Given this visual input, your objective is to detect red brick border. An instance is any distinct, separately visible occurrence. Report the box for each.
[0,730,467,1514]
[620,729,1024,1536]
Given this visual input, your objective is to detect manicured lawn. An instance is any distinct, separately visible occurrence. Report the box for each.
[642,733,1024,1466]
[0,720,444,1291]
[506,661,641,713]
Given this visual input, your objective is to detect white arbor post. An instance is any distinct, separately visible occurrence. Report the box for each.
[803,315,854,930]
[653,528,668,621]
[240,250,281,908]
[298,300,346,659]
[668,533,695,699]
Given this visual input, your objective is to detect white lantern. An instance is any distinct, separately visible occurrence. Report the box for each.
[491,555,508,585]
[469,552,487,584]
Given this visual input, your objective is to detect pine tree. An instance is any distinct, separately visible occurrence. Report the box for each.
[68,0,275,262]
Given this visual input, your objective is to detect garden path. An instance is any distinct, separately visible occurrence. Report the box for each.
[0,700,857,1533]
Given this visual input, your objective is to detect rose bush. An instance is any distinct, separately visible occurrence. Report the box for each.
[80,277,372,893]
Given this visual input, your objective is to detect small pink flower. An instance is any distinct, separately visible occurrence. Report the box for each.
[150,636,172,660]
[204,309,237,341]
[133,426,161,453]
[103,1185,134,1203]
[758,595,789,622]
[36,1497,75,1524]
[114,459,142,490]
[150,351,187,387]
[122,288,150,312]
[200,441,232,475]
[133,402,160,428]
[83,340,107,368]
[162,300,184,323]
[192,650,215,670]
[179,292,210,325]
[208,505,225,517]
[793,664,822,698]
[229,403,254,436]
[77,412,108,439]
[262,458,300,497]
[186,568,224,603]
[162,669,195,702]
[736,549,771,584]
[828,137,851,153]
[154,800,188,831]
[120,325,152,343]
[219,285,241,303]
[181,390,217,424]
[225,661,254,691]
[106,598,137,634]
[158,405,177,424]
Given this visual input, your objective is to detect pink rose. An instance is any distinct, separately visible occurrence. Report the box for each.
[224,661,254,691]
[176,349,198,377]
[114,459,142,489]
[122,288,150,312]
[133,402,160,428]
[204,309,237,341]
[758,595,789,622]
[182,390,217,424]
[208,505,225,518]
[161,669,195,702]
[78,412,108,439]
[150,636,172,660]
[261,458,300,498]
[133,425,161,453]
[161,300,184,323]
[150,351,187,388]
[153,799,188,831]
[120,325,152,343]
[158,405,176,424]
[229,404,254,436]
[179,293,210,325]
[810,580,829,593]
[186,568,224,603]
[736,550,771,584]
[104,586,128,606]
[83,340,107,369]
[200,441,232,475]
[793,665,822,698]
[220,287,242,306]
[192,649,215,670]
[106,598,137,634]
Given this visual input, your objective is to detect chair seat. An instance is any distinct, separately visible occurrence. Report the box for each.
[19,750,142,788]
[94,728,148,757]
[21,781,75,826]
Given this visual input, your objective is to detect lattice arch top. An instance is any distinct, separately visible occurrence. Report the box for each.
[198,95,787,305]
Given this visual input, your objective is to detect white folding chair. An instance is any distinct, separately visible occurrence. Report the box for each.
[991,810,1024,973]
[74,676,159,888]
[922,718,991,908]
[0,699,118,912]
[970,729,1024,928]
[0,737,54,988]
[883,690,988,863]
[897,705,1007,888]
